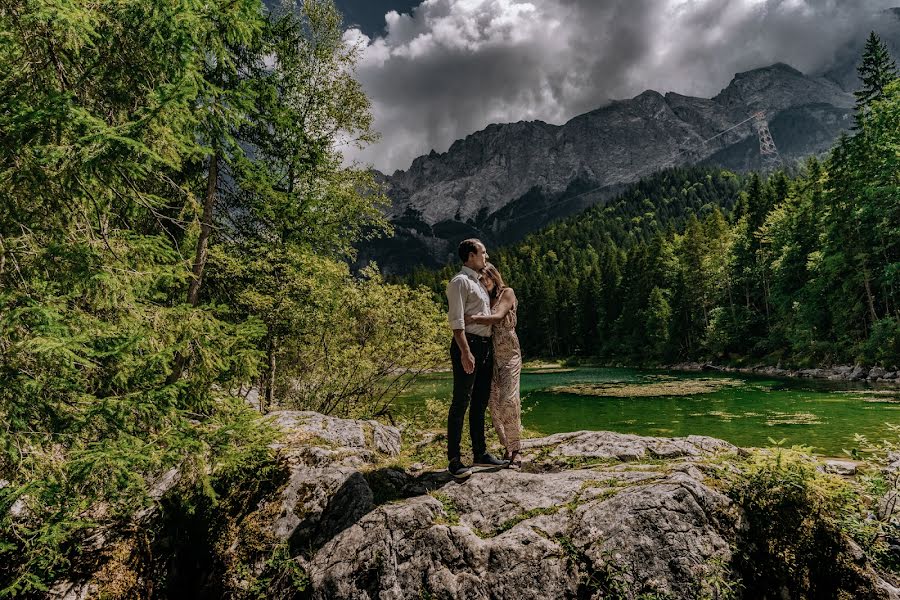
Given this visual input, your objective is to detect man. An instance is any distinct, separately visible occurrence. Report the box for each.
[446,238,508,479]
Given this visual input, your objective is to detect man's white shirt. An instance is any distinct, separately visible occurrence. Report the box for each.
[446,266,492,337]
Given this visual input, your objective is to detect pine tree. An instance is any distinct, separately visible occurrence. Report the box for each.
[0,0,445,591]
[854,31,898,125]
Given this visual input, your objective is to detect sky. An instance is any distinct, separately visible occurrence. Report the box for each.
[334,0,896,173]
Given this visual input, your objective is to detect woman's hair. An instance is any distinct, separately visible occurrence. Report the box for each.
[481,263,507,300]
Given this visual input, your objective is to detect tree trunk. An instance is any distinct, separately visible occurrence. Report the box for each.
[263,336,277,414]
[187,150,219,307]
[863,267,879,324]
[166,151,219,385]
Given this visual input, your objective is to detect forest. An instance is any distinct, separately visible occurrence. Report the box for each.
[0,0,445,592]
[407,33,900,367]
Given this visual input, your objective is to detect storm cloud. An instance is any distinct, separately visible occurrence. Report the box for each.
[341,0,895,173]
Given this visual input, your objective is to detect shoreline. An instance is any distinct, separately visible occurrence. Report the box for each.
[663,361,900,386]
[428,360,900,387]
[521,359,900,387]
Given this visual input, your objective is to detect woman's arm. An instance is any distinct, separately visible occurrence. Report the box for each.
[466,288,516,324]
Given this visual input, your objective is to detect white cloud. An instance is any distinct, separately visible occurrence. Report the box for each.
[342,0,895,173]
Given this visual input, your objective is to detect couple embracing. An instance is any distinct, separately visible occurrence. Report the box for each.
[446,238,522,479]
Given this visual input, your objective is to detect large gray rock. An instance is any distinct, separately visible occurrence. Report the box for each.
[290,426,898,600]
[270,410,402,458]
[302,431,738,599]
[851,365,870,380]
[520,430,738,464]
[305,467,736,599]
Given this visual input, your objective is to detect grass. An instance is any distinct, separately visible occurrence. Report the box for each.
[478,505,566,538]
[429,492,460,526]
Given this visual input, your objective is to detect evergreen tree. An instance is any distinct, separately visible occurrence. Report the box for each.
[854,31,898,126]
[0,0,446,591]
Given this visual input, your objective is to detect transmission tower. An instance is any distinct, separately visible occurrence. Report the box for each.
[752,111,782,171]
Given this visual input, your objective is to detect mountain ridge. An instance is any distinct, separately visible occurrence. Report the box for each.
[361,14,900,274]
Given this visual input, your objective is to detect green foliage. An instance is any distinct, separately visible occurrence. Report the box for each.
[273,264,446,418]
[245,544,309,597]
[0,0,444,592]
[854,31,898,125]
[430,492,460,526]
[848,425,900,574]
[725,448,880,598]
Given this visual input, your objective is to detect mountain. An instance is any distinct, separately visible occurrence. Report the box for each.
[360,11,900,274]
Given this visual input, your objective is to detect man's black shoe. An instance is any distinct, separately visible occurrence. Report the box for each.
[448,458,472,479]
[473,452,509,467]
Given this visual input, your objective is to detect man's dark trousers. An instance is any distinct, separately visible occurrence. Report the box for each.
[448,333,493,461]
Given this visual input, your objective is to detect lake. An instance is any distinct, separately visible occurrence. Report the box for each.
[394,367,900,456]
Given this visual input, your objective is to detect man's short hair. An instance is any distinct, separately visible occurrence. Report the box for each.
[458,238,483,263]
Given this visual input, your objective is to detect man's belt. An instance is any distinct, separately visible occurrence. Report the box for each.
[465,332,491,343]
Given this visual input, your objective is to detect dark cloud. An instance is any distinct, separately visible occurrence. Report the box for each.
[333,0,421,37]
[341,0,895,172]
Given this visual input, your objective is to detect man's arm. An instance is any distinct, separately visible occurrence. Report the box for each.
[452,329,475,374]
[466,288,515,325]
[446,277,467,331]
[447,278,475,374]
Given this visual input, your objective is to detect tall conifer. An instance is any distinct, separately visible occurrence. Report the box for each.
[854,31,898,125]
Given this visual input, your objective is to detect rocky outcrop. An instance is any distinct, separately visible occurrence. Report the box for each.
[297,424,900,600]
[305,431,743,599]
[46,412,900,599]
[45,411,402,600]
[308,469,735,599]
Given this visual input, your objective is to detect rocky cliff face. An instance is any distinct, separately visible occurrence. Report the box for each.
[48,412,900,599]
[365,64,855,273]
[363,8,900,274]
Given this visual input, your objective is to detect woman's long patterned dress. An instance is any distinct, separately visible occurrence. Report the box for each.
[489,293,522,453]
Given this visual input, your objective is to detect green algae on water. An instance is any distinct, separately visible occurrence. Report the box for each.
[549,378,743,398]
[765,412,823,426]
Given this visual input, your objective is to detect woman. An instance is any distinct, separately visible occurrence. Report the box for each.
[465,263,523,469]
